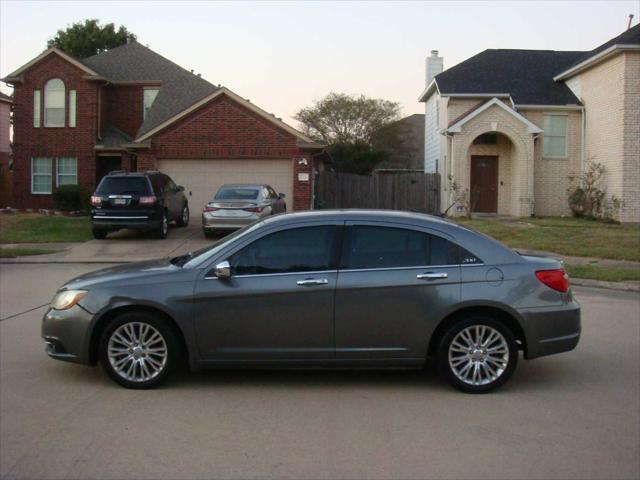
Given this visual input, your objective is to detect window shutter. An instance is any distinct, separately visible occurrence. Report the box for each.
[33,90,41,128]
[69,90,76,127]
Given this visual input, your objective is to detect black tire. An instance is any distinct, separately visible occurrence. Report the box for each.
[92,228,108,239]
[437,316,518,394]
[155,211,169,239]
[176,203,189,227]
[203,229,216,238]
[98,311,178,389]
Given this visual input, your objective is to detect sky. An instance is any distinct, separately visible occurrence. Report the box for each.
[1,1,638,126]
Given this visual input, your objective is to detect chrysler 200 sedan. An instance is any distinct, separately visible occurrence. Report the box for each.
[42,210,580,393]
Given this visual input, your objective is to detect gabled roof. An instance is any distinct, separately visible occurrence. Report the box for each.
[80,42,219,138]
[135,86,318,145]
[554,24,640,80]
[446,97,542,134]
[2,47,98,80]
[0,92,12,104]
[433,49,584,106]
[95,126,133,150]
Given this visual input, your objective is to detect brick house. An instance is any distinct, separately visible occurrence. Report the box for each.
[0,91,12,207]
[420,24,640,223]
[1,42,323,212]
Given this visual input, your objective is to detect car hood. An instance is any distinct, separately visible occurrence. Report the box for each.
[61,258,183,290]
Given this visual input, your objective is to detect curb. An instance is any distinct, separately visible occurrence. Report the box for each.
[571,278,640,293]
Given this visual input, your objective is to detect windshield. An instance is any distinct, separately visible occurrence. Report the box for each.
[176,221,264,268]
[214,188,260,201]
[96,177,152,196]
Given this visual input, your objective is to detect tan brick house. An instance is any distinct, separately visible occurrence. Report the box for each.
[420,24,640,223]
[2,42,323,212]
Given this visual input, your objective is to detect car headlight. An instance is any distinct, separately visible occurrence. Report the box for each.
[51,290,87,310]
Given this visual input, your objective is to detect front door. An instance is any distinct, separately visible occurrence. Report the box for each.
[193,224,341,360]
[96,156,122,185]
[470,156,498,213]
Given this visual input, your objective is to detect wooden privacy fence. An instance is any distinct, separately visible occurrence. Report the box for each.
[315,171,440,214]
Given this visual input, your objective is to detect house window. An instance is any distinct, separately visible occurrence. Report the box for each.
[32,157,53,194]
[543,115,567,158]
[68,90,76,127]
[57,157,78,186]
[143,89,159,120]
[473,133,497,145]
[44,78,65,127]
[33,90,41,127]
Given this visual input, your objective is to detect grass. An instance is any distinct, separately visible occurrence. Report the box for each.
[455,216,640,262]
[0,213,92,243]
[0,247,60,258]
[565,264,640,283]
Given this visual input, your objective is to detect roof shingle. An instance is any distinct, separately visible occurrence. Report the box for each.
[81,42,219,139]
[434,49,585,105]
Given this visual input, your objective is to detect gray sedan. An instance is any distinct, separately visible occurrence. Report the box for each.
[42,210,580,393]
[202,184,286,237]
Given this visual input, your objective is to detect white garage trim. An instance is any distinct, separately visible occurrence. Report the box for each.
[157,158,295,213]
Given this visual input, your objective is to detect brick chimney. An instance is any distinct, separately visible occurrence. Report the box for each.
[426,50,443,86]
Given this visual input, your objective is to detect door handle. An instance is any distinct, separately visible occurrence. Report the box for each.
[417,272,448,280]
[296,278,329,286]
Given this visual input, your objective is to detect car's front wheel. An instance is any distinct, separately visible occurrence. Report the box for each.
[437,316,518,393]
[99,312,177,389]
[176,204,189,227]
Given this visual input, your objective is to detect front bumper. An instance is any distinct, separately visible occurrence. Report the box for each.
[519,299,581,360]
[41,304,94,365]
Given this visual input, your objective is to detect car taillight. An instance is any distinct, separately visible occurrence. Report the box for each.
[243,206,264,213]
[90,195,102,207]
[139,196,157,206]
[203,205,218,212]
[535,269,570,293]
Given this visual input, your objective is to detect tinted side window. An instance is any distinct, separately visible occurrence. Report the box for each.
[345,226,459,269]
[149,175,163,195]
[459,247,482,265]
[229,226,337,275]
[268,187,278,199]
[165,176,176,191]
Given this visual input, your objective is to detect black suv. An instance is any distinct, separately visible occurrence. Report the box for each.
[91,171,189,239]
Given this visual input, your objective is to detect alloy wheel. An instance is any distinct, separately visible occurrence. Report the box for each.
[448,325,509,386]
[107,322,168,382]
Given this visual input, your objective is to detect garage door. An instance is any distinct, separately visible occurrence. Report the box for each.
[157,159,294,213]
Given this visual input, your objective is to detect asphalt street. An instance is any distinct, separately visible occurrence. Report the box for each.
[1,263,638,479]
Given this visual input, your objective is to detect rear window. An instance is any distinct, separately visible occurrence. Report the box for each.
[96,177,152,195]
[215,188,260,200]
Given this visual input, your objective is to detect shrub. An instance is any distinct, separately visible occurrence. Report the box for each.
[567,162,621,221]
[52,185,91,212]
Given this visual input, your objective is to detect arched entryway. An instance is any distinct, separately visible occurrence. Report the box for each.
[468,132,514,214]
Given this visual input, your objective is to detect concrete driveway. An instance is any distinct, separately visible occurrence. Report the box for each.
[10,223,215,263]
[0,263,639,479]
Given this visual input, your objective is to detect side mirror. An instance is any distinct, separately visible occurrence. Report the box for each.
[176,185,185,192]
[278,193,286,199]
[214,260,231,279]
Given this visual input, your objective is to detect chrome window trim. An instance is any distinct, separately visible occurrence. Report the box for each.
[92,215,149,220]
[205,269,338,280]
[339,264,483,273]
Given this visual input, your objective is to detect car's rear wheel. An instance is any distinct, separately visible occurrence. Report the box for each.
[437,316,518,393]
[92,228,108,239]
[99,312,177,389]
[155,211,168,239]
[176,204,189,227]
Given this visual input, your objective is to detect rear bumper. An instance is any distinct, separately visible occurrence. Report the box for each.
[202,213,261,230]
[519,299,581,359]
[91,209,162,231]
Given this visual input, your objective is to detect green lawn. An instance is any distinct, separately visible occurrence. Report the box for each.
[455,217,640,262]
[565,264,640,283]
[0,247,60,258]
[0,214,92,243]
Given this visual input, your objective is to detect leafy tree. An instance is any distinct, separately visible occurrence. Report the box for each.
[295,93,401,145]
[47,19,136,58]
[326,143,390,175]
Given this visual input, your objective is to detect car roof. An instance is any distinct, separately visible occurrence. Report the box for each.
[263,209,456,227]
[218,184,268,189]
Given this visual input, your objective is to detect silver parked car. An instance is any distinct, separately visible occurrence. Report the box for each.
[202,184,286,237]
[42,210,580,392]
